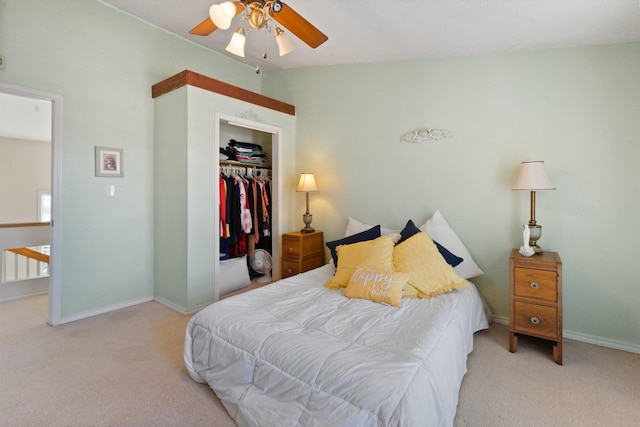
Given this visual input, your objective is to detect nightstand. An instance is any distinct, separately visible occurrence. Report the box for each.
[281,231,324,279]
[509,249,563,364]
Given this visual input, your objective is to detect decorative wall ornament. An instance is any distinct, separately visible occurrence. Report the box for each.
[236,109,263,122]
[400,128,453,143]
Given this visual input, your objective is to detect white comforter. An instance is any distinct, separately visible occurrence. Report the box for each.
[184,264,488,427]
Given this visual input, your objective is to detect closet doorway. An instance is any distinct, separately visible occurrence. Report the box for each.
[0,82,63,325]
[214,113,282,300]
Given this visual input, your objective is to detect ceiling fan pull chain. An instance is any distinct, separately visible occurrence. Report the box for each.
[262,23,268,60]
[255,35,261,74]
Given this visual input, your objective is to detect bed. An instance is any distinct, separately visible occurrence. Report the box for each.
[185,212,489,426]
[184,261,489,426]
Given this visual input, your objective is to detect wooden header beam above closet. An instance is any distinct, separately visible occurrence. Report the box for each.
[151,70,295,116]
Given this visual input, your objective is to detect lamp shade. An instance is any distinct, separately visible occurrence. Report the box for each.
[225,29,246,57]
[296,173,318,192]
[275,28,295,56]
[512,161,555,191]
[210,1,236,30]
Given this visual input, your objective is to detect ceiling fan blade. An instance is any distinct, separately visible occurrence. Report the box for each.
[189,17,218,36]
[269,1,328,49]
[189,2,246,36]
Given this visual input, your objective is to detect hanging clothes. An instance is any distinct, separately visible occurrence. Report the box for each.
[219,164,272,260]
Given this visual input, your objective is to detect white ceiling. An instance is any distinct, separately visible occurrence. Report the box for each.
[0,93,52,142]
[100,0,640,72]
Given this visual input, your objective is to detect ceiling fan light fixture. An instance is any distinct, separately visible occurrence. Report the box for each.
[225,27,246,57]
[191,0,328,70]
[209,1,236,29]
[275,27,295,56]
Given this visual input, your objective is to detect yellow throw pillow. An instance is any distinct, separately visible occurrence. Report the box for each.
[325,235,395,289]
[394,232,467,298]
[343,266,409,306]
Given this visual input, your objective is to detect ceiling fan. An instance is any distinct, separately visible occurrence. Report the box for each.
[190,0,328,71]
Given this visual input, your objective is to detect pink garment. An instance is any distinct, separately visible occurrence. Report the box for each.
[219,177,227,238]
[235,176,252,234]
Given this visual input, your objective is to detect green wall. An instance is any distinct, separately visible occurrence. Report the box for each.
[0,0,258,320]
[263,43,640,351]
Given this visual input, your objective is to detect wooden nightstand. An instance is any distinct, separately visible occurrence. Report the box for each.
[509,249,563,364]
[281,231,324,279]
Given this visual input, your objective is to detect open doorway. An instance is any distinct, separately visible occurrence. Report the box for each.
[0,83,63,325]
[214,112,283,301]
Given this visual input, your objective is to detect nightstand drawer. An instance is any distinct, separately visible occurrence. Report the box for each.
[282,239,301,260]
[301,253,324,272]
[513,301,558,340]
[281,259,300,278]
[283,233,323,258]
[514,267,557,302]
[282,254,323,279]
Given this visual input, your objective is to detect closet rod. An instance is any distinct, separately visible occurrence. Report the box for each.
[220,163,271,177]
[220,160,271,169]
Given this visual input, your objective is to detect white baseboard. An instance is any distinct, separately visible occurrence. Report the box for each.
[492,315,509,325]
[152,295,188,315]
[490,315,640,355]
[0,289,48,304]
[57,295,154,324]
[563,330,640,355]
[32,294,206,324]
[153,295,212,316]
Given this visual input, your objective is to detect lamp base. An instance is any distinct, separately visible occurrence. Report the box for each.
[529,244,543,254]
[528,224,543,254]
[301,213,314,233]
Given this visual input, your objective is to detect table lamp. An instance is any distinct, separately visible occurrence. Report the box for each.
[512,161,555,253]
[296,173,318,233]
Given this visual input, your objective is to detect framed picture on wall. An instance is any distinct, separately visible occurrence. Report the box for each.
[95,146,124,177]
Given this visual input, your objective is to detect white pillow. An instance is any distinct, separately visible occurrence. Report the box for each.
[218,255,251,296]
[420,210,484,279]
[344,216,399,238]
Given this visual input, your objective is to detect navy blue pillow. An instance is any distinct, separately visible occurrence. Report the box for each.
[433,241,464,268]
[397,219,421,244]
[397,219,464,268]
[326,225,381,266]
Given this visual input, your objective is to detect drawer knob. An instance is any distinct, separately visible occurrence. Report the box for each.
[288,247,293,253]
[287,268,292,273]
[530,281,539,289]
[530,316,540,325]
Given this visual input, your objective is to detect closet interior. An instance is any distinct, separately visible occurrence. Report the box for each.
[217,121,274,297]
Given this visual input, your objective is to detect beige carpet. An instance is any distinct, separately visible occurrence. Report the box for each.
[456,322,640,426]
[1,295,639,426]
[0,295,235,427]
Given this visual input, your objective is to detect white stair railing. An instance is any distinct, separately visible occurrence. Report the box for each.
[2,246,49,283]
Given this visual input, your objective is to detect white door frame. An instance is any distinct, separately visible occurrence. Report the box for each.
[0,82,63,325]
